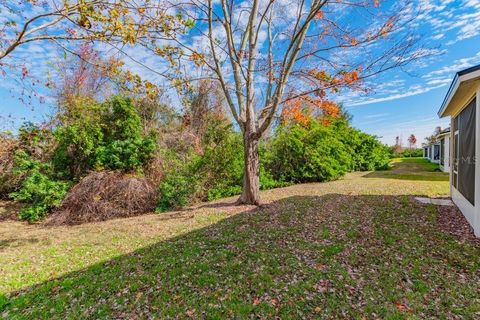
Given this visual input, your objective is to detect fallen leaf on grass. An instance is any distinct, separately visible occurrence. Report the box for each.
[395,301,412,314]
[314,279,331,293]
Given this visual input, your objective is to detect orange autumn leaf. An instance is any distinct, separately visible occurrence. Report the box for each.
[380,18,395,37]
[350,37,358,46]
[342,70,360,84]
[282,96,340,126]
[395,301,412,314]
[281,100,311,126]
[315,11,324,19]
[190,51,205,66]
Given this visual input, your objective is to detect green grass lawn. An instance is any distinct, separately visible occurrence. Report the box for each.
[365,157,450,181]
[1,158,480,319]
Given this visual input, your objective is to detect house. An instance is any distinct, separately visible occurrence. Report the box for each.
[437,128,451,173]
[423,143,431,160]
[430,141,441,164]
[438,64,479,237]
[422,127,450,172]
[422,135,443,166]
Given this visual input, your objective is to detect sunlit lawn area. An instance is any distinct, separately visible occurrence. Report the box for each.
[1,158,479,319]
[365,157,450,181]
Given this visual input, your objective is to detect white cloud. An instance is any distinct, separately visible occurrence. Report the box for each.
[426,50,480,78]
[345,83,448,107]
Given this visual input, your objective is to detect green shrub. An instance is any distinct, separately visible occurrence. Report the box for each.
[349,131,390,171]
[10,151,69,222]
[265,117,390,184]
[157,136,285,208]
[17,122,54,158]
[397,148,423,158]
[53,96,156,178]
[157,170,198,211]
[259,145,289,190]
[266,121,352,183]
[97,96,157,171]
[331,117,390,171]
[52,104,104,179]
[199,122,244,201]
[156,122,245,210]
[95,135,156,171]
[207,185,243,201]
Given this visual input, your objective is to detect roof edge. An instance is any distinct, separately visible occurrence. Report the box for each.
[438,74,459,118]
[438,64,480,118]
[458,64,480,76]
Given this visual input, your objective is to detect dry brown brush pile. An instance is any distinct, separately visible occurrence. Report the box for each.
[0,136,20,198]
[48,171,157,225]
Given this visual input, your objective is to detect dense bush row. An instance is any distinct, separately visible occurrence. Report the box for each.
[264,117,390,184]
[157,113,389,210]
[0,95,390,222]
[389,148,424,158]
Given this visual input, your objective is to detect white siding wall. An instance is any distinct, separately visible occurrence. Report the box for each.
[451,87,480,237]
[475,88,480,237]
[445,136,451,172]
[440,136,450,173]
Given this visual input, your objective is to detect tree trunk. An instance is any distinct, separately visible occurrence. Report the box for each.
[238,130,261,205]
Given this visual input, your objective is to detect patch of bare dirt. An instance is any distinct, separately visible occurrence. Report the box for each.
[0,200,21,221]
[437,203,480,243]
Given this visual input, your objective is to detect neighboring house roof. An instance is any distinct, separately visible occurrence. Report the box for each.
[436,127,451,139]
[438,64,480,117]
[423,141,440,147]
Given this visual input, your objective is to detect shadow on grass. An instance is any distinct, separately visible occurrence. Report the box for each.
[0,238,40,250]
[2,194,480,319]
[362,157,449,182]
[363,171,449,182]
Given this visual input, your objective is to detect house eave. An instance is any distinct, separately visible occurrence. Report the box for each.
[438,74,459,118]
[438,65,480,118]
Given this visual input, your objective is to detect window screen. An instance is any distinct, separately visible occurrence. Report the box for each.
[440,139,445,165]
[456,98,476,205]
[434,144,440,160]
[453,133,458,189]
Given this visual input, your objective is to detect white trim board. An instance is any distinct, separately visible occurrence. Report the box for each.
[451,187,476,234]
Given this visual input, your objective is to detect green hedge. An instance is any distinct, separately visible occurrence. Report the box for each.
[264,118,390,184]
[7,97,391,218]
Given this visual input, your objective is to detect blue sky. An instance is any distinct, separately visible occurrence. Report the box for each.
[345,34,480,146]
[340,0,480,145]
[1,0,480,146]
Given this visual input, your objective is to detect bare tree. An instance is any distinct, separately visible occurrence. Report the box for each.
[160,0,425,204]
